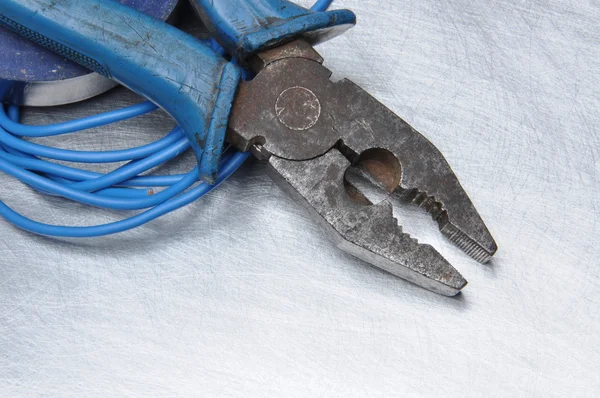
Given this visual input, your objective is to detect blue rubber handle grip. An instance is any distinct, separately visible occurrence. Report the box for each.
[191,0,356,63]
[0,0,242,183]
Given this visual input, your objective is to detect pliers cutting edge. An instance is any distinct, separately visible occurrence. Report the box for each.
[0,0,497,296]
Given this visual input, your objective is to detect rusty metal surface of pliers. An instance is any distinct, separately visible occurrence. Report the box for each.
[0,0,497,296]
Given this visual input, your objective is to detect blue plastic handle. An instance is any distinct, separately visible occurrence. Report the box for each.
[0,0,242,183]
[191,0,356,62]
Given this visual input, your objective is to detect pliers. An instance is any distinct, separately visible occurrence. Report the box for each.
[0,0,497,296]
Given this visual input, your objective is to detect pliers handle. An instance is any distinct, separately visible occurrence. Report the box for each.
[190,0,355,63]
[0,0,355,182]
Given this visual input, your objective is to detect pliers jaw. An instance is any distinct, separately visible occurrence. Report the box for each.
[228,40,497,296]
[269,151,468,296]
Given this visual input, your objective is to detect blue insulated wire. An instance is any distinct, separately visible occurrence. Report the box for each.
[0,0,330,237]
[0,152,249,237]
[0,124,185,163]
[0,150,228,210]
[0,101,157,137]
[311,0,334,11]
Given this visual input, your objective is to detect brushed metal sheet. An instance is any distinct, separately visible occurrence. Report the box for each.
[1,0,599,396]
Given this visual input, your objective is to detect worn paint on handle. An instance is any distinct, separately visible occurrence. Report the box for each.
[190,0,356,63]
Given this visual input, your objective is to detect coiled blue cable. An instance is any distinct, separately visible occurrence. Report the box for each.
[0,0,333,238]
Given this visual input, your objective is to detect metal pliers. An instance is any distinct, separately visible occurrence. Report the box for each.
[0,0,497,296]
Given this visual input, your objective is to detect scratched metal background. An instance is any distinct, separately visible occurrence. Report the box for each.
[1,0,599,396]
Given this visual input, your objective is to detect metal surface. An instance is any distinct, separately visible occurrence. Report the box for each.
[1,0,599,395]
[229,40,494,295]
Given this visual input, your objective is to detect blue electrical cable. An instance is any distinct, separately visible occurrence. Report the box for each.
[0,0,333,237]
[0,152,248,237]
[0,123,186,163]
[0,101,158,137]
[311,0,333,11]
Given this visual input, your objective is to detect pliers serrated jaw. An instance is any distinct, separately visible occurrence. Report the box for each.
[228,40,497,296]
